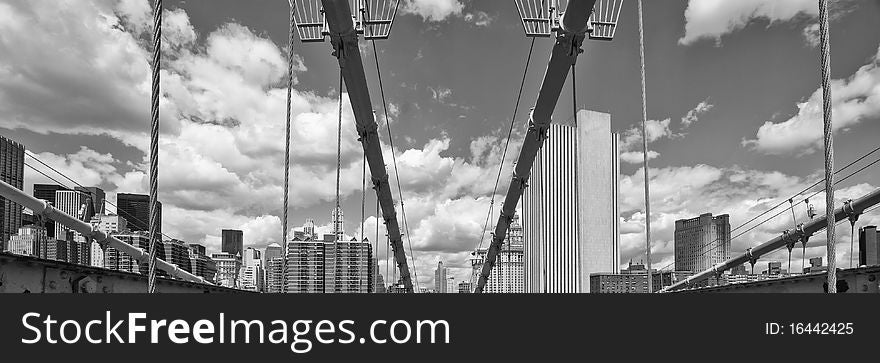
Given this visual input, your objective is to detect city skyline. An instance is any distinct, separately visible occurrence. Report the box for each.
[2,0,880,290]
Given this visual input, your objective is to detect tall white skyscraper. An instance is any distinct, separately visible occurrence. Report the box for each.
[331,208,344,241]
[434,261,448,293]
[54,189,92,266]
[54,190,90,241]
[445,276,456,294]
[523,110,620,293]
[89,213,128,267]
[241,247,265,292]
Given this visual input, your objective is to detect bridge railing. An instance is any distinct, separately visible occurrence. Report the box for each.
[0,180,207,285]
[662,187,880,292]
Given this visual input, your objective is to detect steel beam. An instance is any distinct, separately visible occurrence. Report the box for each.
[321,0,413,292]
[0,253,241,293]
[662,187,880,292]
[475,0,597,293]
[677,266,880,293]
[0,180,206,285]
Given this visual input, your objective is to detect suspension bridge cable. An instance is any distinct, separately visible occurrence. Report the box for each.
[667,146,880,267]
[819,0,837,292]
[24,163,71,190]
[637,0,653,292]
[667,155,880,272]
[475,37,536,256]
[370,37,419,291]
[658,151,880,272]
[147,0,163,294]
[335,69,344,243]
[281,1,296,287]
[24,152,194,246]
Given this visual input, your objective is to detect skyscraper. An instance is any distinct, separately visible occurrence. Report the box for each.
[371,256,386,293]
[283,231,373,293]
[5,225,45,257]
[264,243,285,293]
[163,239,193,273]
[285,236,327,293]
[1,135,25,250]
[189,244,217,283]
[116,193,161,235]
[473,214,524,293]
[434,261,448,293]
[522,110,620,293]
[334,237,372,293]
[33,184,68,238]
[74,186,105,218]
[221,229,243,256]
[211,251,242,288]
[241,246,264,292]
[858,226,879,267]
[54,189,92,265]
[331,207,344,241]
[88,213,128,267]
[303,218,316,239]
[674,213,731,272]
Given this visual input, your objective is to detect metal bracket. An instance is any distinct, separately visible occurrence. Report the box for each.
[843,199,860,224]
[528,112,551,142]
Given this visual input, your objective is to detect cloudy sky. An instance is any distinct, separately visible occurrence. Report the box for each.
[1,0,879,289]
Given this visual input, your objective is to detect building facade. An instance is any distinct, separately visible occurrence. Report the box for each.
[859,226,879,267]
[211,251,242,288]
[116,193,160,235]
[334,238,371,293]
[163,239,193,273]
[1,135,25,250]
[33,184,67,238]
[89,213,129,267]
[240,246,264,292]
[434,261,448,293]
[523,110,620,293]
[264,243,284,293]
[674,213,731,272]
[5,225,45,256]
[589,262,692,293]
[285,237,326,293]
[189,244,217,283]
[221,229,243,256]
[283,233,374,293]
[104,232,156,275]
[472,214,524,293]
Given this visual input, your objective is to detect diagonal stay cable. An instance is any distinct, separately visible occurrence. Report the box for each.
[475,37,536,256]
[370,37,419,292]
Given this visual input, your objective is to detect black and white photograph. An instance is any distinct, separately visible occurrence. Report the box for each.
[1,0,879,360]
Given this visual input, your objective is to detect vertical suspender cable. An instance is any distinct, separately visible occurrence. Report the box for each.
[637,0,653,293]
[361,143,367,290]
[335,70,343,243]
[147,0,163,294]
[282,2,296,292]
[819,0,837,292]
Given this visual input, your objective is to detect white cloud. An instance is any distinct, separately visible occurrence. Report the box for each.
[802,23,820,47]
[681,98,714,128]
[618,161,879,272]
[679,0,817,45]
[620,118,673,152]
[401,0,464,22]
[464,11,495,27]
[744,45,880,155]
[620,150,659,164]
